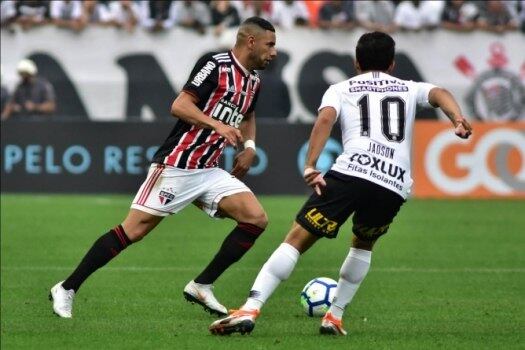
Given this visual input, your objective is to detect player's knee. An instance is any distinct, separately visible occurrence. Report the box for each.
[242,210,268,230]
[122,223,152,242]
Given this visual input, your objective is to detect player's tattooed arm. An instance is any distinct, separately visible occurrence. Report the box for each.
[429,87,473,139]
[171,91,242,147]
[231,111,256,179]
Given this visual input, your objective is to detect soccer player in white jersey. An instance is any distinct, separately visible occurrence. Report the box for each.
[209,31,472,336]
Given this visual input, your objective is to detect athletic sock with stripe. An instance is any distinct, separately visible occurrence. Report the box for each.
[194,222,264,284]
[62,225,132,292]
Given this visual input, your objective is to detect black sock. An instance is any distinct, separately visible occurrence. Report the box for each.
[194,223,264,285]
[62,225,131,292]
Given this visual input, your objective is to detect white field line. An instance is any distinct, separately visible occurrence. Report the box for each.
[1,266,524,273]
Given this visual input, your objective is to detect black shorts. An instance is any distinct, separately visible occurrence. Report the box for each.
[295,171,405,240]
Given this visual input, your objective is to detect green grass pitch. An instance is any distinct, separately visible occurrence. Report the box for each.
[1,194,524,349]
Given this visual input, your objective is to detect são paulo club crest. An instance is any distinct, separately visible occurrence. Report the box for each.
[158,188,175,205]
[454,43,525,121]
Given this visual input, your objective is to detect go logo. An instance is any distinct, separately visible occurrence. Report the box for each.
[297,138,342,175]
[425,127,525,195]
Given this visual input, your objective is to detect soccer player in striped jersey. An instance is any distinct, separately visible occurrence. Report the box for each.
[50,17,277,318]
[209,31,472,336]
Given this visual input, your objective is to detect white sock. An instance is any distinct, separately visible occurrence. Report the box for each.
[328,248,372,319]
[242,243,300,311]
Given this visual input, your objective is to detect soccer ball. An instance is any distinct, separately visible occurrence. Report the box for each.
[300,277,337,317]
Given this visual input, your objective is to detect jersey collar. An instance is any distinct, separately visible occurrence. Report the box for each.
[230,51,250,77]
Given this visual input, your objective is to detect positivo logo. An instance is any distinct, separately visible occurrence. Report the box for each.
[297,138,343,175]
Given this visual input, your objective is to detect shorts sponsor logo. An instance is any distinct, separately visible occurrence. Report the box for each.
[305,208,338,235]
[191,61,216,87]
[158,190,175,205]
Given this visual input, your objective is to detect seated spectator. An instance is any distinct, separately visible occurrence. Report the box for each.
[355,0,396,33]
[211,0,241,36]
[1,0,17,29]
[516,0,525,33]
[394,0,445,31]
[50,0,83,32]
[1,65,10,116]
[441,0,478,32]
[173,0,211,35]
[303,0,324,27]
[81,0,114,27]
[477,0,519,34]
[1,59,56,121]
[108,0,140,33]
[271,0,310,30]
[136,0,176,32]
[231,0,272,22]
[318,0,355,30]
[15,0,50,31]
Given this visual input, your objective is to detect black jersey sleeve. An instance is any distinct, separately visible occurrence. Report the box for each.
[182,53,219,102]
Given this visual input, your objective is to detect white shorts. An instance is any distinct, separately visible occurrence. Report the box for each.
[131,164,251,217]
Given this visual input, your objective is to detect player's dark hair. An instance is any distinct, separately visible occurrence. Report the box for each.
[356,32,395,71]
[242,16,275,32]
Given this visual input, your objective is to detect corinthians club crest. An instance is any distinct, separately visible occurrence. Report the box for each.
[455,43,525,121]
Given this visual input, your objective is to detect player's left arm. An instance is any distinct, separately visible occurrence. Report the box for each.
[428,87,473,139]
[230,111,256,179]
[303,106,338,194]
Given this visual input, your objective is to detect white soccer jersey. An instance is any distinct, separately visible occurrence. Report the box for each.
[319,71,436,199]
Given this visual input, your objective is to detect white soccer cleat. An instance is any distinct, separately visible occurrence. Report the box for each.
[319,312,348,336]
[49,281,75,318]
[183,280,228,316]
[209,308,259,335]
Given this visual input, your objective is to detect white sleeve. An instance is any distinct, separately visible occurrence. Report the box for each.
[50,1,61,19]
[72,1,82,19]
[415,82,437,108]
[318,86,341,118]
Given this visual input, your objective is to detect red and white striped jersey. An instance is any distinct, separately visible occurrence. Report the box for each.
[153,51,261,169]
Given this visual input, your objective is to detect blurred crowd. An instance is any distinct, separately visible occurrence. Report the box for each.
[1,0,524,121]
[1,0,524,35]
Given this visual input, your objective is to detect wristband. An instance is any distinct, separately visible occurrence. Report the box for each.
[244,140,256,151]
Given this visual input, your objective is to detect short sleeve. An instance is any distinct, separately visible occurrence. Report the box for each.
[182,54,219,103]
[318,85,341,118]
[415,82,437,108]
[246,84,260,114]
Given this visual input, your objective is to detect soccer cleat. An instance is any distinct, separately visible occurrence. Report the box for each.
[319,312,348,336]
[49,281,75,318]
[209,308,259,335]
[183,280,228,316]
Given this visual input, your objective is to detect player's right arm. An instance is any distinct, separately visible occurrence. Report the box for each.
[171,54,242,147]
[303,106,337,194]
[428,87,472,139]
[170,92,242,147]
